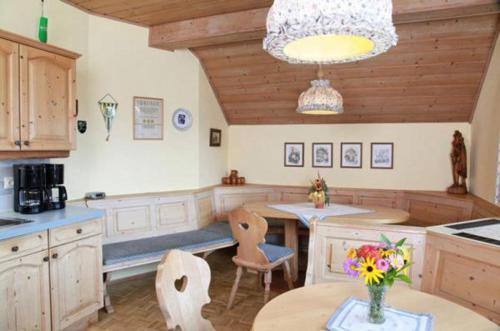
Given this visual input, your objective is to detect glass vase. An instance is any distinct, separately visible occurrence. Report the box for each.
[367,284,387,324]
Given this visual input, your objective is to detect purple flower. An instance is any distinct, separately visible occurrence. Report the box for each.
[343,258,361,278]
[376,259,390,272]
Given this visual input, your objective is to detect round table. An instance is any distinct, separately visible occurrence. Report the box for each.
[244,202,410,280]
[252,283,498,331]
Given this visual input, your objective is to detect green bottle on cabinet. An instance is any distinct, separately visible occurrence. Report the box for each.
[38,0,48,43]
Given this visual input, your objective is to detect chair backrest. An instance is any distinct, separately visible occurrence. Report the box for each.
[155,250,215,331]
[228,207,270,266]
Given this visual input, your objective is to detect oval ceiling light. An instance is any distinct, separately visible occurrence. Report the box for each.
[263,0,398,64]
[297,67,343,115]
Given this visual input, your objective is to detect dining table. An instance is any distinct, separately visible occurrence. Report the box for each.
[252,282,499,331]
[243,202,410,281]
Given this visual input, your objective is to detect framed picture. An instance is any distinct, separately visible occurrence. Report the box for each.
[133,97,163,140]
[284,143,304,167]
[371,143,394,169]
[172,108,193,131]
[312,143,333,168]
[210,129,222,147]
[341,143,363,168]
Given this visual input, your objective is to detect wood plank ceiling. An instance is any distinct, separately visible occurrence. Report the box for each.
[63,0,500,124]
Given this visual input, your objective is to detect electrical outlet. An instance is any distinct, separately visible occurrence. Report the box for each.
[3,177,14,190]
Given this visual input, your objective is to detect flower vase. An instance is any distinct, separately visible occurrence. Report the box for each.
[367,284,386,324]
[314,201,325,209]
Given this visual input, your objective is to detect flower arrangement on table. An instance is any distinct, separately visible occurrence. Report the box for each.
[343,235,412,324]
[308,173,329,209]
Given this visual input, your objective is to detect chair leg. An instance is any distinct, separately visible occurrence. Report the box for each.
[227,266,243,310]
[264,270,272,304]
[103,272,114,314]
[283,260,294,290]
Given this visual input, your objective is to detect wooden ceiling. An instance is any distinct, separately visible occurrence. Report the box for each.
[63,0,500,124]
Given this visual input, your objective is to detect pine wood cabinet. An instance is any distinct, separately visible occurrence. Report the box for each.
[49,235,103,330]
[0,29,80,159]
[0,250,51,331]
[0,219,103,331]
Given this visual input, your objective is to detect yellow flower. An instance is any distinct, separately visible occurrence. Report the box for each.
[347,248,357,259]
[356,257,384,285]
[401,247,412,276]
[380,249,395,258]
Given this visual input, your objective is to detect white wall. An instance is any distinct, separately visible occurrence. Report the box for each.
[228,123,471,191]
[470,37,500,204]
[0,0,228,202]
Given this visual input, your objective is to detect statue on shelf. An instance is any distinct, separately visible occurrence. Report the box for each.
[447,130,468,195]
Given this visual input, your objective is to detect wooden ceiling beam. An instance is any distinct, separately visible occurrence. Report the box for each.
[149,1,500,51]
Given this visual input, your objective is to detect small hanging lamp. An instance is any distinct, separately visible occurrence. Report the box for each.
[297,66,343,115]
[263,0,398,64]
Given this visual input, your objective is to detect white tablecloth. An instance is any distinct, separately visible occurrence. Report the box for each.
[268,202,372,227]
[327,297,434,331]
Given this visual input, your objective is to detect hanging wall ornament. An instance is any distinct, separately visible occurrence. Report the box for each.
[98,94,118,141]
[38,0,48,43]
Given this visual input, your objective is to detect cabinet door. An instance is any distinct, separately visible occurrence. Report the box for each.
[0,39,20,151]
[0,250,51,331]
[19,45,76,151]
[49,235,103,330]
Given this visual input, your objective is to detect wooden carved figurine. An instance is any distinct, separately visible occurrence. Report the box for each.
[447,130,468,194]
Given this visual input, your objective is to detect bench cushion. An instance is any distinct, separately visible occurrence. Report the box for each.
[103,222,234,266]
[258,243,294,263]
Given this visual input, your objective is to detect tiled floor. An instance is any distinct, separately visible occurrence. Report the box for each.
[89,247,305,331]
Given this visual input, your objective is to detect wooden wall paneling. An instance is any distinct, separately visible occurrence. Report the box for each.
[155,195,197,233]
[422,231,500,323]
[305,221,427,290]
[212,186,278,220]
[0,38,20,151]
[194,189,217,228]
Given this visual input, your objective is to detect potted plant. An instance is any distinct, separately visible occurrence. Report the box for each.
[308,174,329,208]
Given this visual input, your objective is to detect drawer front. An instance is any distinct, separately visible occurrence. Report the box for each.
[0,231,48,263]
[49,219,102,247]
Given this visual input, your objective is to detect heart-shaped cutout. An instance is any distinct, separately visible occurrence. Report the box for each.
[174,275,188,292]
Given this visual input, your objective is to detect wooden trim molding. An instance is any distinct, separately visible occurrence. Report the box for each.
[0,151,70,160]
[0,29,81,59]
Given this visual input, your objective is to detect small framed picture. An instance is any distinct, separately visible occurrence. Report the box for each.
[209,129,222,147]
[284,143,304,167]
[312,143,333,168]
[341,143,363,168]
[371,143,394,169]
[133,96,164,140]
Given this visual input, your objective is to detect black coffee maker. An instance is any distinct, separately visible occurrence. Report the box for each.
[14,164,67,214]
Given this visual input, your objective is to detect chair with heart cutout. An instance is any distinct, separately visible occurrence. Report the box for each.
[156,249,215,331]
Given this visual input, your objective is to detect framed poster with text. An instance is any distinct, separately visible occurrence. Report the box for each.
[133,96,164,140]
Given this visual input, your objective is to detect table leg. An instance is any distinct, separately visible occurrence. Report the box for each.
[284,220,298,282]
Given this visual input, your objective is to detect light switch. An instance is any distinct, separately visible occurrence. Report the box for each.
[3,177,14,189]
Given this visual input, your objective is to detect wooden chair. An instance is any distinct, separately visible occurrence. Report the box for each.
[156,249,215,331]
[227,208,295,309]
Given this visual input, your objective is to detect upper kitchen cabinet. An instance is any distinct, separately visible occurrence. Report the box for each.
[0,38,19,151]
[0,29,80,160]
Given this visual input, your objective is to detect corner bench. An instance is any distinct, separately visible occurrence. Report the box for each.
[102,221,236,313]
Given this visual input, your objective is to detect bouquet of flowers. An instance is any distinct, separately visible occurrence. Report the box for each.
[343,235,412,324]
[308,173,329,208]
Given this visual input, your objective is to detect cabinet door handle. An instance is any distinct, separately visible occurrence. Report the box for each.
[14,140,21,147]
[43,256,49,262]
[52,253,58,259]
[75,99,79,118]
[11,246,19,252]
[76,228,83,234]
[23,141,30,146]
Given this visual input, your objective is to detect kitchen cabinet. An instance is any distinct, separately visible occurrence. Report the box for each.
[0,29,80,159]
[0,250,51,331]
[0,219,103,331]
[49,235,103,330]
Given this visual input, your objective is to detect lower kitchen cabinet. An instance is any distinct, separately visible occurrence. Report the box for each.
[0,250,51,331]
[50,235,103,330]
[0,219,103,331]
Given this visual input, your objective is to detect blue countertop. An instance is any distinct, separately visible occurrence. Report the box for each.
[0,206,105,241]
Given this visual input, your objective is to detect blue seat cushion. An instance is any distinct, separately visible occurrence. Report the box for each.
[258,243,294,263]
[103,222,234,266]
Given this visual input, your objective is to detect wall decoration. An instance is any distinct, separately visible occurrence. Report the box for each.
[284,142,304,167]
[133,97,164,140]
[371,143,394,169]
[341,143,362,168]
[447,130,468,194]
[98,93,118,142]
[312,143,333,168]
[172,108,193,131]
[210,129,222,147]
[222,169,246,186]
[77,120,87,134]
